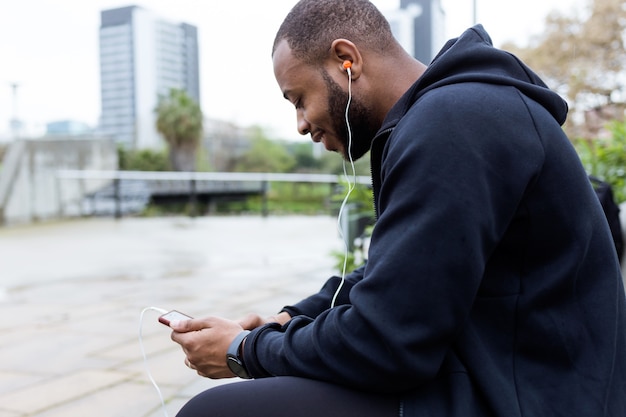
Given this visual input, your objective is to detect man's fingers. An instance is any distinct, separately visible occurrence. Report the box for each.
[170,317,208,332]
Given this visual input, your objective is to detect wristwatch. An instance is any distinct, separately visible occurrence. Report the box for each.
[226,330,251,379]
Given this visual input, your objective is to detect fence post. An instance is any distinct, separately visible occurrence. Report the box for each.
[189,176,197,218]
[261,180,269,217]
[114,176,122,220]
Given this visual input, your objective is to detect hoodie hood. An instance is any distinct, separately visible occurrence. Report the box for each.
[380,25,569,132]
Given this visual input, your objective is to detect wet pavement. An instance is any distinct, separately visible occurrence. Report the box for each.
[0,215,343,417]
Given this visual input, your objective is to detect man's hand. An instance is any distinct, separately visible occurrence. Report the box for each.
[238,311,292,330]
[170,316,243,379]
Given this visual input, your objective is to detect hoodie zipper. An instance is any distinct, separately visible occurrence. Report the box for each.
[369,126,395,220]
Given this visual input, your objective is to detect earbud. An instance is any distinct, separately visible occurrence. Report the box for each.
[343,60,352,78]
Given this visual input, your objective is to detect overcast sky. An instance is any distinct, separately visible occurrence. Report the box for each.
[0,0,587,141]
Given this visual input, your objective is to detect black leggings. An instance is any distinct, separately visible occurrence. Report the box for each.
[176,376,400,417]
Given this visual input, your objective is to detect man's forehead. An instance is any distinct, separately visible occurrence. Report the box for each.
[272,39,296,67]
[273,39,306,86]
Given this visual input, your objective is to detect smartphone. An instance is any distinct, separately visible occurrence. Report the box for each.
[158,310,193,326]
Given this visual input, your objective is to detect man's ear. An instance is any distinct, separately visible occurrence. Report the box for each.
[330,39,362,80]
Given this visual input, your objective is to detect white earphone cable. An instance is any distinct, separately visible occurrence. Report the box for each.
[332,66,356,308]
[139,306,170,417]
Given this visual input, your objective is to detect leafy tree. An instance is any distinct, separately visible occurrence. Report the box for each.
[234,128,295,172]
[155,88,203,172]
[289,142,321,172]
[502,0,626,135]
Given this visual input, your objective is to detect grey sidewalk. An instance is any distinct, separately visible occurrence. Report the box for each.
[0,215,343,417]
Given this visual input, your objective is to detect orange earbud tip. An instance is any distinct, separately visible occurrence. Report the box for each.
[343,60,352,69]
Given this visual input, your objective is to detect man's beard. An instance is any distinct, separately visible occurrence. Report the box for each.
[322,70,378,161]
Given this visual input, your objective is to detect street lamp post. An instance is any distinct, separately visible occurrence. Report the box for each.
[9,82,20,140]
[473,0,477,25]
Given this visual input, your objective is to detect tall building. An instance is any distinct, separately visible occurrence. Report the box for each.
[385,0,445,64]
[99,6,200,149]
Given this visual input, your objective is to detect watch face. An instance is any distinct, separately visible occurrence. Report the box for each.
[226,330,252,379]
[227,355,250,379]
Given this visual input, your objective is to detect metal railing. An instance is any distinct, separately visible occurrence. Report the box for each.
[56,170,371,219]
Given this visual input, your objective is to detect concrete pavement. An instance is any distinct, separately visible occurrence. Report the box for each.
[0,215,343,417]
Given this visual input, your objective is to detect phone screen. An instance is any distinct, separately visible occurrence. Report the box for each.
[158,310,193,326]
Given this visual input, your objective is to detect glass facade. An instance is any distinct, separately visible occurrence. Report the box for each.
[99,6,200,149]
[99,23,135,147]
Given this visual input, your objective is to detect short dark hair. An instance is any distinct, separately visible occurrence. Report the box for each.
[273,0,394,64]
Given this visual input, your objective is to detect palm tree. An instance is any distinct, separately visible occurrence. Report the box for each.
[155,88,203,171]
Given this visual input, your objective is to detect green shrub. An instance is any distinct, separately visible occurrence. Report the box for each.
[574,121,626,203]
[330,178,375,273]
[118,146,170,171]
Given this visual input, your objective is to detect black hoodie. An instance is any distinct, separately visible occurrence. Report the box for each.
[244,26,626,416]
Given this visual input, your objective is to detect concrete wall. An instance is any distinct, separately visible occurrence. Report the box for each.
[0,138,117,226]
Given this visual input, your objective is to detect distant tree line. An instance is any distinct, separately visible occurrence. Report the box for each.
[119,87,370,177]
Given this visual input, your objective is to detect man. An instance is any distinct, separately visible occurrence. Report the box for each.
[170,1,626,416]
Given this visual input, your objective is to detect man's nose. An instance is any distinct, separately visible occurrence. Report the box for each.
[297,109,310,136]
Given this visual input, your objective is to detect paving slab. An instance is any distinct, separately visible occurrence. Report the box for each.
[0,215,342,416]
